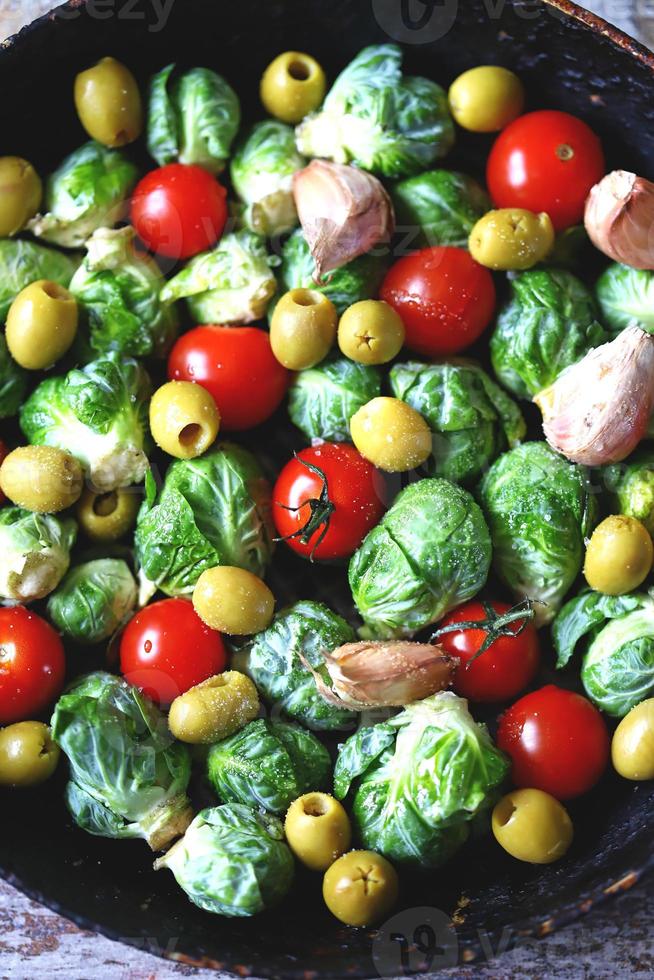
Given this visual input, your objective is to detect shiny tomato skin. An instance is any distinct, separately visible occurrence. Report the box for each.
[120,598,227,706]
[0,606,66,724]
[487,110,605,231]
[131,164,228,260]
[438,600,540,703]
[168,325,290,431]
[497,685,610,800]
[380,246,496,357]
[273,443,386,561]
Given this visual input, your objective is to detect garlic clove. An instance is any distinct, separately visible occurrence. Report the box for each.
[584,170,654,269]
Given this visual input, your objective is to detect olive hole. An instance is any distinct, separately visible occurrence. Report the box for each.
[178,423,204,449]
[288,59,311,81]
[42,281,69,300]
[292,289,321,308]
[93,492,118,517]
[495,799,517,827]
[302,795,329,817]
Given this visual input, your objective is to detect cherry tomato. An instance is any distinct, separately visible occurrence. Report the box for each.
[0,606,66,724]
[0,440,7,505]
[273,443,386,561]
[168,325,290,431]
[497,685,610,800]
[131,164,228,260]
[437,600,540,703]
[380,246,496,357]
[487,110,605,231]
[120,598,227,706]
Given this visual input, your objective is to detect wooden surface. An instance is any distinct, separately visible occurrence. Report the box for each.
[0,1,652,977]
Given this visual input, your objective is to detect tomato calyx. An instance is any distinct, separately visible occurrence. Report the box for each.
[432,598,537,666]
[273,454,335,561]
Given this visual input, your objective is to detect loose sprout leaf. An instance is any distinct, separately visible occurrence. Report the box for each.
[288,355,382,443]
[0,238,79,321]
[391,169,491,248]
[47,558,137,644]
[231,120,305,236]
[580,598,654,716]
[595,262,654,336]
[65,782,143,840]
[0,506,76,602]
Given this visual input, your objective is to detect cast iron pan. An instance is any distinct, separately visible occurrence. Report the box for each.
[0,1,653,976]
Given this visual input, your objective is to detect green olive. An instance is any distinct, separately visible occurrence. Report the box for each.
[448,66,525,133]
[584,515,654,595]
[612,699,654,780]
[492,789,573,864]
[74,56,143,147]
[150,381,220,460]
[260,51,326,125]
[0,721,60,787]
[0,156,42,237]
[168,671,260,745]
[76,487,140,542]
[6,280,78,370]
[193,565,274,635]
[469,209,555,271]
[0,445,83,513]
[322,850,399,926]
[270,288,337,370]
[338,300,405,365]
[285,793,352,872]
[350,396,432,473]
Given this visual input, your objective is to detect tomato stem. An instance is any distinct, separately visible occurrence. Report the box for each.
[274,455,335,562]
[431,599,537,666]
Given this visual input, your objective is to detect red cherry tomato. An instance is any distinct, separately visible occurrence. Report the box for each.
[120,598,227,706]
[436,600,540,703]
[497,685,610,800]
[273,443,386,561]
[0,606,66,724]
[0,440,7,505]
[380,246,496,357]
[131,164,228,260]
[168,325,290,431]
[487,110,605,231]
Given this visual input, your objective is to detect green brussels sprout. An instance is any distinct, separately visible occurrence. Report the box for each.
[207,718,331,814]
[0,238,79,322]
[147,63,240,174]
[349,478,491,639]
[604,451,654,535]
[20,352,151,492]
[51,672,192,848]
[28,142,138,249]
[296,45,455,179]
[47,558,137,644]
[155,804,294,917]
[389,360,525,484]
[595,262,654,336]
[490,268,608,399]
[0,506,76,602]
[135,443,274,602]
[231,121,305,236]
[288,355,382,443]
[333,692,508,868]
[478,442,599,625]
[0,334,28,419]
[391,170,490,248]
[160,229,277,324]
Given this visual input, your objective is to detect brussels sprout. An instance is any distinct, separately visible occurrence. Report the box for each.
[333,692,508,867]
[0,238,79,322]
[478,442,599,625]
[147,63,240,173]
[207,718,331,814]
[595,262,654,336]
[155,804,294,917]
[604,451,654,535]
[490,269,608,399]
[28,142,138,249]
[135,443,274,601]
[288,355,381,443]
[296,44,455,179]
[51,672,192,849]
[240,600,357,732]
[0,506,76,602]
[389,360,525,484]
[70,227,179,358]
[231,121,305,236]
[391,170,490,248]
[160,229,277,324]
[20,352,151,492]
[0,335,28,420]
[47,558,137,644]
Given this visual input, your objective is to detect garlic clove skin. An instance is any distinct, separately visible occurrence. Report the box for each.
[584,170,654,269]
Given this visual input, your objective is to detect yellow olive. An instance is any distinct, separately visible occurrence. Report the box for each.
[270,288,337,370]
[448,66,525,133]
[612,699,654,780]
[469,209,555,271]
[150,381,220,460]
[76,487,140,542]
[6,280,78,370]
[74,56,143,147]
[584,515,654,595]
[492,789,573,864]
[338,300,405,365]
[350,396,432,473]
[0,446,83,513]
[323,850,399,927]
[168,671,260,745]
[285,793,352,872]
[0,156,42,237]
[193,565,274,636]
[260,51,326,124]
[0,722,60,787]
